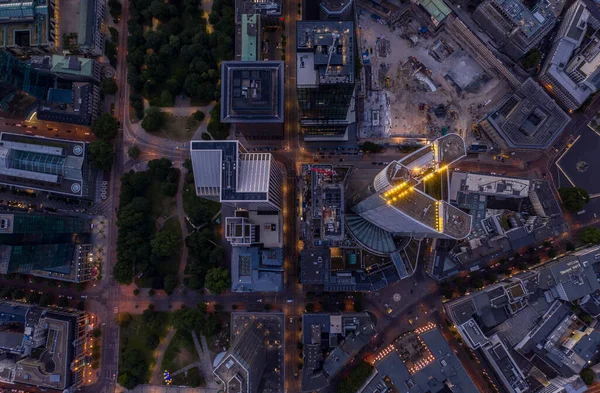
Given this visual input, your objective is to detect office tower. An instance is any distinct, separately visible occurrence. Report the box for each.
[213,319,267,393]
[220,61,284,140]
[190,140,284,211]
[472,0,561,61]
[539,0,600,111]
[478,78,570,150]
[350,134,471,239]
[320,0,354,20]
[296,21,356,141]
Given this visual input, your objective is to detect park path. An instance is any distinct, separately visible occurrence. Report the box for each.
[191,331,219,390]
[170,361,201,377]
[150,328,177,385]
[176,165,190,288]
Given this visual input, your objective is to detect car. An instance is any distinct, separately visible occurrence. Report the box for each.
[289,318,293,323]
[25,131,33,135]
[257,299,263,303]
[372,162,377,165]
[66,129,72,133]
[339,158,344,162]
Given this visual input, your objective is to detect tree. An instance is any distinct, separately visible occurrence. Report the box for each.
[204,267,230,294]
[305,303,315,313]
[89,140,115,171]
[146,333,160,349]
[522,48,542,69]
[117,312,132,327]
[151,230,179,257]
[57,296,69,308]
[566,242,575,251]
[164,274,178,294]
[161,182,178,197]
[360,141,383,153]
[558,187,590,212]
[148,158,172,180]
[39,293,54,306]
[171,305,205,332]
[580,227,600,245]
[141,107,166,132]
[193,110,205,122]
[92,328,102,338]
[128,145,141,159]
[148,289,155,297]
[92,113,119,140]
[581,367,595,386]
[101,78,119,95]
[336,361,373,393]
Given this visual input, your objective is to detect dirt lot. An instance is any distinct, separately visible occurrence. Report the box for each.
[358,11,508,144]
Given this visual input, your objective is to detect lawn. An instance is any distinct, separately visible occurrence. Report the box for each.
[163,114,200,142]
[171,366,204,387]
[147,175,177,218]
[183,180,221,225]
[119,314,170,383]
[162,330,197,374]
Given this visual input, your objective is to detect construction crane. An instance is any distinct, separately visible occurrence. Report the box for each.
[325,32,340,75]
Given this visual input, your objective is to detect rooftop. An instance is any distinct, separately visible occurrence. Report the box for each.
[30,55,97,78]
[0,133,87,197]
[37,83,97,126]
[483,78,570,149]
[450,172,531,200]
[230,245,283,292]
[296,21,354,86]
[235,0,282,22]
[221,61,284,123]
[374,325,479,393]
[491,0,561,38]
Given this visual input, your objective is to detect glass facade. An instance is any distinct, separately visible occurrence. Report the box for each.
[8,149,66,176]
[297,83,354,121]
[0,50,51,99]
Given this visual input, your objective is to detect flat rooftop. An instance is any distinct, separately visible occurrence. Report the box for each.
[221,61,284,123]
[37,83,97,126]
[484,78,570,149]
[0,132,87,197]
[491,0,561,38]
[450,172,531,198]
[296,21,354,85]
[235,0,282,22]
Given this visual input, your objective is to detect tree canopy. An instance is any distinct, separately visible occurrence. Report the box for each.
[558,187,590,212]
[204,267,230,294]
[521,48,542,69]
[89,140,115,171]
[101,78,119,95]
[92,113,119,140]
[151,230,179,257]
[141,107,166,132]
[580,367,595,386]
[580,227,600,245]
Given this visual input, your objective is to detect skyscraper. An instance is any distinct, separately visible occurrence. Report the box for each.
[350,134,472,239]
[190,140,284,211]
[213,319,267,393]
[296,21,355,141]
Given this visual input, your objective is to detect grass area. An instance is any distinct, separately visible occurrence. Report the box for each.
[163,114,200,142]
[160,216,182,277]
[171,366,205,387]
[119,314,170,383]
[147,176,177,218]
[162,330,197,374]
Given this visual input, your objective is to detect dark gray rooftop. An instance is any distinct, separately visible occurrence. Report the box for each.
[221,61,284,123]
[300,248,330,284]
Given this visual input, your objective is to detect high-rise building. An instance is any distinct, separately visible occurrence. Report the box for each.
[319,0,354,20]
[213,319,267,393]
[350,134,472,240]
[539,0,600,111]
[0,212,94,282]
[472,0,562,60]
[37,82,101,126]
[190,140,284,211]
[220,61,284,140]
[296,21,356,141]
[478,78,570,150]
[78,0,106,56]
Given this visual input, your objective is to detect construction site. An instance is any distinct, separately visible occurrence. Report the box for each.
[357,9,508,144]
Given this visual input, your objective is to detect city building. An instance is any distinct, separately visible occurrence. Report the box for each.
[416,0,452,26]
[235,0,283,27]
[37,82,101,126]
[301,313,376,392]
[225,209,283,248]
[0,51,52,107]
[77,0,105,56]
[445,248,600,393]
[0,133,97,199]
[430,172,566,279]
[214,312,284,393]
[0,212,94,283]
[0,301,88,391]
[478,78,570,150]
[296,21,356,141]
[30,55,102,83]
[220,61,284,140]
[230,245,283,292]
[241,15,261,61]
[362,324,479,393]
[320,0,354,20]
[190,140,284,211]
[539,0,600,112]
[0,0,58,54]
[349,134,472,240]
[472,0,563,61]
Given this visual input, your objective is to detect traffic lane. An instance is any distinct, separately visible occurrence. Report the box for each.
[1,121,96,142]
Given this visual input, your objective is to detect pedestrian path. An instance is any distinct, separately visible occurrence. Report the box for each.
[170,362,201,377]
[150,329,177,385]
[190,331,219,390]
